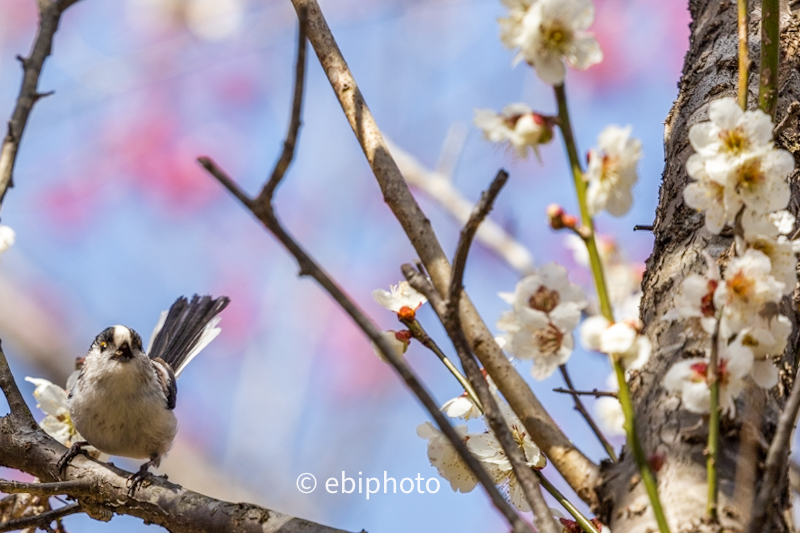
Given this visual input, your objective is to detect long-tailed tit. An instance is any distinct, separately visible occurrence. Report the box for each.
[58,294,230,494]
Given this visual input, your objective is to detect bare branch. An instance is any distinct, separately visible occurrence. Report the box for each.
[290,0,600,505]
[747,360,800,532]
[255,8,308,205]
[0,0,83,212]
[558,366,617,462]
[448,169,508,305]
[434,171,561,533]
[0,502,82,533]
[0,341,36,426]
[199,154,532,532]
[0,480,90,496]
[552,388,618,399]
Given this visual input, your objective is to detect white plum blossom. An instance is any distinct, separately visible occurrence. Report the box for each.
[689,98,774,161]
[713,249,784,332]
[739,209,800,292]
[25,377,86,448]
[474,104,553,159]
[416,422,477,493]
[497,263,587,379]
[502,0,602,85]
[441,394,482,420]
[684,97,794,233]
[0,225,14,255]
[663,335,754,417]
[684,154,736,234]
[595,396,625,437]
[372,281,427,316]
[418,400,545,509]
[737,314,791,389]
[585,125,642,217]
[664,252,720,334]
[581,317,651,372]
[371,330,411,363]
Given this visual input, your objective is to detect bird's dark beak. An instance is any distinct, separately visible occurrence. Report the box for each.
[112,342,133,362]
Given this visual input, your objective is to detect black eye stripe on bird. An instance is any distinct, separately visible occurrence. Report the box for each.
[59,294,230,495]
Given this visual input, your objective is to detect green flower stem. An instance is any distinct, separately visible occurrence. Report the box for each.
[613,363,671,533]
[402,318,482,410]
[759,0,779,117]
[738,0,749,110]
[555,83,671,533]
[706,317,722,521]
[535,470,600,533]
[553,84,613,321]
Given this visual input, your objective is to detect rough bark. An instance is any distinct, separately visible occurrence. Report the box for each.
[598,1,800,531]
[0,415,355,533]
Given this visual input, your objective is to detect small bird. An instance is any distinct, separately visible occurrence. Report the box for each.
[58,294,230,494]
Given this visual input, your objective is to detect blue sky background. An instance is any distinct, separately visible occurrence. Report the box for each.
[0,0,692,531]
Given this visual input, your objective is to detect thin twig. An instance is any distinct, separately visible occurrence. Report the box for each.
[0,480,91,496]
[633,225,654,232]
[0,0,83,212]
[0,503,82,533]
[558,366,617,462]
[448,170,509,305]
[441,172,556,533]
[401,318,482,410]
[773,102,800,137]
[0,340,36,426]
[553,388,618,399]
[737,0,749,110]
[747,352,800,532]
[199,159,531,532]
[255,8,307,205]
[290,0,600,507]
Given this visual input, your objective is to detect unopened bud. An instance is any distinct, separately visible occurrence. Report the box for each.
[547,204,578,231]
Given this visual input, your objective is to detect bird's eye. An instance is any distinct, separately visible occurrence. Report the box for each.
[99,341,107,349]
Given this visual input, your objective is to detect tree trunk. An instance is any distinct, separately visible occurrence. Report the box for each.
[598,1,800,531]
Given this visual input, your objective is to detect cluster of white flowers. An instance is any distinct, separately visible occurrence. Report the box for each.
[585,125,642,217]
[474,104,554,159]
[496,263,587,379]
[418,398,545,511]
[499,0,602,85]
[665,97,797,416]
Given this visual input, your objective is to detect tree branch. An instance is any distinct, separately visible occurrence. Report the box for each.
[558,365,617,462]
[0,375,354,533]
[0,502,82,533]
[0,0,82,212]
[289,0,600,506]
[0,340,36,427]
[199,157,532,533]
[747,359,800,532]
[255,7,307,205]
[447,169,508,304]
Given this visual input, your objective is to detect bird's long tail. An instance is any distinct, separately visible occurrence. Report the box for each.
[147,295,230,377]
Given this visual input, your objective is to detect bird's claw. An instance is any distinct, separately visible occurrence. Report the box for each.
[57,441,89,475]
[126,470,150,496]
